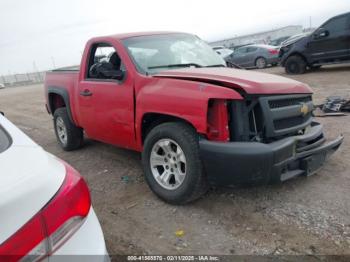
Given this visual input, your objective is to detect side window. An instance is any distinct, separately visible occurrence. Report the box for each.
[87,43,124,80]
[247,47,258,53]
[236,47,247,54]
[323,15,349,35]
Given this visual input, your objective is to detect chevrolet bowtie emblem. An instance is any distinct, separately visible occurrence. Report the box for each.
[300,103,309,116]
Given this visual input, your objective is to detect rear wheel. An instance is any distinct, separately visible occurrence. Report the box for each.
[255,57,267,69]
[285,55,307,74]
[53,107,83,151]
[142,122,208,204]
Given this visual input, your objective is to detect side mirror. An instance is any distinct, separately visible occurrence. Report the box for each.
[314,28,329,39]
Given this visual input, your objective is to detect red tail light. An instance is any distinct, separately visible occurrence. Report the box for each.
[0,162,91,262]
[268,48,279,55]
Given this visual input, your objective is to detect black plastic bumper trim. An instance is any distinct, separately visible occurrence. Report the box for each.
[199,124,343,186]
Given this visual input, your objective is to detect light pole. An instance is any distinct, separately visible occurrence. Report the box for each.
[51,56,56,69]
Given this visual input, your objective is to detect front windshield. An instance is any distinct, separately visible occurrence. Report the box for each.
[122,33,226,74]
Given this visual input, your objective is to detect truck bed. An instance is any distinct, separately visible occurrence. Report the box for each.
[44,69,80,123]
[51,65,80,72]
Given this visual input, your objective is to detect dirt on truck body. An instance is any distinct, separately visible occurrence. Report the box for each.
[44,32,343,204]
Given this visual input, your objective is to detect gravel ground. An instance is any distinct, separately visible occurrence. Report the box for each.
[0,64,349,256]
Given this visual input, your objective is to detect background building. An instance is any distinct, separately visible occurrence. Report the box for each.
[210,25,303,48]
[0,72,45,87]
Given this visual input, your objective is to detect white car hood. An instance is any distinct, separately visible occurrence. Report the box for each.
[0,115,65,244]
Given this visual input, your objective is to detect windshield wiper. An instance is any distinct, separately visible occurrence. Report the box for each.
[148,63,203,69]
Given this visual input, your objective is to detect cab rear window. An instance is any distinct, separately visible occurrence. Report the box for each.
[0,125,11,153]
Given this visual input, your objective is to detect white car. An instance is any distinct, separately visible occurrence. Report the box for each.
[212,46,234,58]
[0,83,4,89]
[0,114,109,261]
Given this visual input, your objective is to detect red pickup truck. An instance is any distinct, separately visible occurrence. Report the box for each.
[45,32,343,204]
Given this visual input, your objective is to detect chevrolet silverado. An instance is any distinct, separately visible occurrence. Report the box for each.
[45,32,343,204]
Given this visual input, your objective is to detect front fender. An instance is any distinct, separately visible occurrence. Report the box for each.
[136,78,242,146]
[280,38,310,66]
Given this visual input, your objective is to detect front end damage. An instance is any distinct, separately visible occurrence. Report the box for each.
[200,94,343,185]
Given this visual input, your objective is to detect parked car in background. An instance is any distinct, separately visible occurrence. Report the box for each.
[212,46,234,58]
[280,12,350,74]
[225,44,279,68]
[269,36,290,46]
[0,114,109,261]
[0,83,4,89]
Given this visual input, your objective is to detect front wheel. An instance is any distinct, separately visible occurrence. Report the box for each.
[284,55,307,74]
[142,122,208,204]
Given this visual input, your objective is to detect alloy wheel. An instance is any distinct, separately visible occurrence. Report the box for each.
[56,117,68,146]
[150,138,186,190]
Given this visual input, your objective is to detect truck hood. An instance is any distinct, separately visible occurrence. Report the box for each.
[281,32,310,47]
[154,67,312,94]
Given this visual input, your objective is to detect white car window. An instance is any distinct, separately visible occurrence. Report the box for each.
[0,125,11,153]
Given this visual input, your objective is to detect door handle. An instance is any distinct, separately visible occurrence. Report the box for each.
[80,89,93,96]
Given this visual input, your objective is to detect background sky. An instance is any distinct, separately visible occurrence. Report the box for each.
[0,0,349,75]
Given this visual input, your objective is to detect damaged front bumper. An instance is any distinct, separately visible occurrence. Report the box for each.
[199,122,343,185]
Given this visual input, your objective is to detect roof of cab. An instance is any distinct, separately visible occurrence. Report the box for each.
[96,31,188,41]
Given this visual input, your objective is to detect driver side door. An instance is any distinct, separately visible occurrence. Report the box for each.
[78,42,136,148]
[230,47,248,66]
[307,14,350,62]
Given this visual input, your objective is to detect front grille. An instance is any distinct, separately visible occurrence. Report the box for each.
[274,114,311,130]
[269,96,312,109]
[259,94,313,139]
[228,94,314,142]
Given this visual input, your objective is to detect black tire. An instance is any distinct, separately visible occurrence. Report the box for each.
[142,122,209,204]
[285,55,307,74]
[53,107,83,151]
[255,57,267,69]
